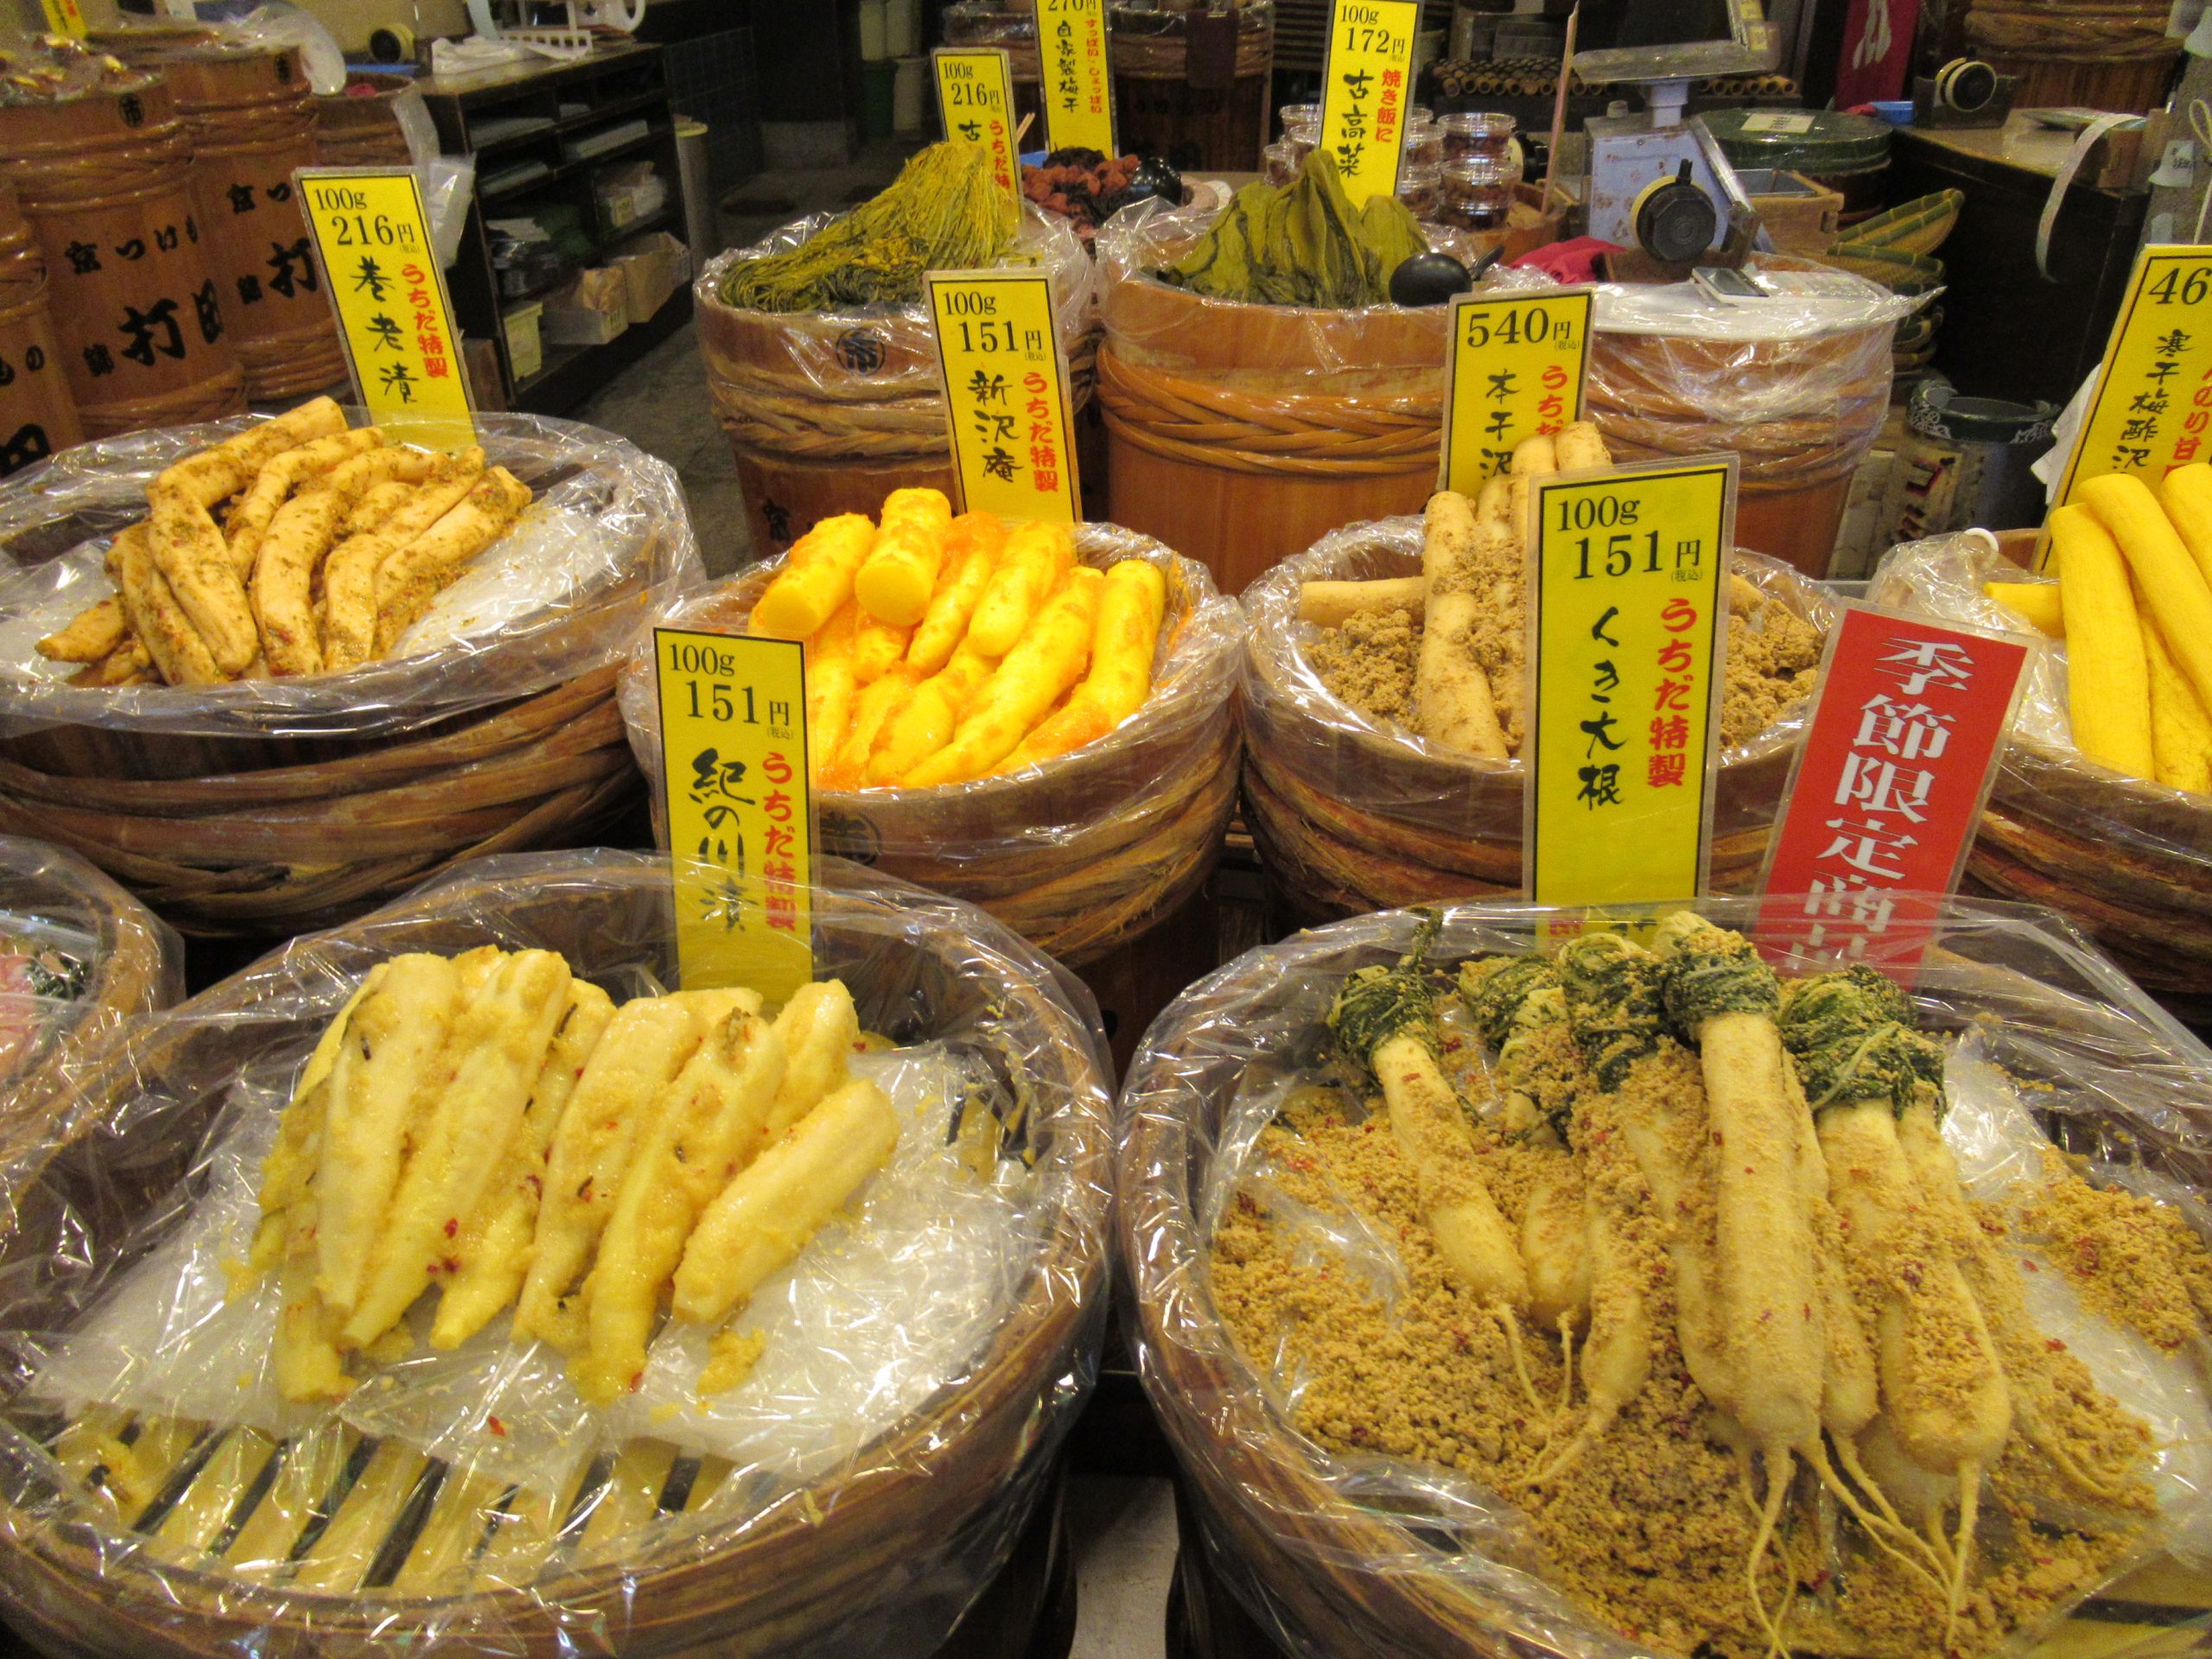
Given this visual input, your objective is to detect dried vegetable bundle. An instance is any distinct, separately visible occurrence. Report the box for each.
[1160,149,1428,308]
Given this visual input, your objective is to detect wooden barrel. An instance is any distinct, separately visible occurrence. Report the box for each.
[140,45,348,403]
[1109,3,1274,173]
[1966,0,2180,115]
[0,180,83,480]
[0,74,245,441]
[314,71,417,168]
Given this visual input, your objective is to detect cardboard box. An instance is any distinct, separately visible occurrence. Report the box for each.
[500,302,544,382]
[609,231,690,327]
[542,267,629,346]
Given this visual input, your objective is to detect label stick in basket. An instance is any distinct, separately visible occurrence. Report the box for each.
[926,267,1081,523]
[293,167,474,448]
[655,629,816,1002]
[1317,0,1421,207]
[1440,289,1594,493]
[932,48,1024,214]
[1033,0,1116,157]
[1525,458,1734,918]
[1754,607,2031,976]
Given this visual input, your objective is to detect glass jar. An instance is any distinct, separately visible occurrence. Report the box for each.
[1397,160,1441,220]
[1262,139,1296,185]
[1441,110,1516,162]
[1442,154,1514,231]
[1277,101,1319,139]
[1402,110,1441,175]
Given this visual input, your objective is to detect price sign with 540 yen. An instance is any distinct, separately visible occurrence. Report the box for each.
[654,630,815,1003]
[927,268,1080,523]
[293,167,474,447]
[1440,288,1594,493]
[1525,457,1735,911]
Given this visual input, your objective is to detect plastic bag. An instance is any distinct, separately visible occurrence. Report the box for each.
[1241,515,1838,846]
[0,849,1112,1658]
[618,523,1242,965]
[1116,895,2212,1659]
[0,410,704,743]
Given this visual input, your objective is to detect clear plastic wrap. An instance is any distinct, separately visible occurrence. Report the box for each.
[0,848,1113,1658]
[0,410,704,743]
[1116,895,2212,1659]
[618,523,1242,966]
[1239,515,1837,908]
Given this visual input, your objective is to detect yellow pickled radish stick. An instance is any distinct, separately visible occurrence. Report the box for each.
[1553,420,1611,471]
[995,559,1166,770]
[867,639,999,785]
[751,513,874,639]
[823,666,916,788]
[849,609,912,684]
[967,519,1075,657]
[2157,460,2212,589]
[2050,503,2155,779]
[907,512,1007,672]
[226,428,385,576]
[877,486,952,538]
[2143,611,2212,793]
[1510,432,1557,474]
[855,490,954,624]
[805,601,860,778]
[901,568,1103,787]
[2081,472,2212,711]
[1983,580,2063,637]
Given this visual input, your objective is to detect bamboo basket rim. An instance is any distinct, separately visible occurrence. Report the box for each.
[0,852,1115,1643]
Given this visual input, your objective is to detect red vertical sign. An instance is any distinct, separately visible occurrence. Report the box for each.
[1757,607,2032,976]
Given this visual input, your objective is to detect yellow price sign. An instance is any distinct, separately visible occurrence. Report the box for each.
[1525,457,1735,909]
[654,629,815,1003]
[1318,0,1421,206]
[293,168,473,448]
[39,0,87,37]
[2045,245,2212,565]
[933,48,1023,213]
[927,267,1080,523]
[1033,0,1116,156]
[1440,288,1594,493]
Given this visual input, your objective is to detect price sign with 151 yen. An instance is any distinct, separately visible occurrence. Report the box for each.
[1525,457,1735,912]
[1440,288,1594,493]
[654,629,816,1003]
[932,48,1023,213]
[927,267,1081,523]
[1318,0,1421,206]
[1033,0,1115,156]
[293,167,474,448]
[2044,243,2212,567]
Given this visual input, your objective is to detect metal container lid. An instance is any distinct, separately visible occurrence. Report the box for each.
[1701,108,1892,175]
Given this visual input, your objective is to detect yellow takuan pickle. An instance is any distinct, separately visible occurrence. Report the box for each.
[750,513,874,639]
[903,568,1104,786]
[907,512,1006,673]
[2142,612,2212,794]
[866,640,998,785]
[2080,472,2212,715]
[2157,461,2212,589]
[998,560,1166,770]
[804,602,860,783]
[849,609,912,684]
[824,666,917,789]
[2050,502,2155,779]
[855,488,955,626]
[968,520,1075,657]
[1982,581,2063,637]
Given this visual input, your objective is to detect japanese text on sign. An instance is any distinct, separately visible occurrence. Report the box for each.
[1756,608,2030,976]
[1440,289,1594,493]
[1318,0,1421,206]
[655,629,815,1002]
[2048,245,2212,558]
[927,268,1080,523]
[932,49,1023,213]
[293,168,473,447]
[1033,0,1115,157]
[40,0,87,37]
[1527,459,1734,910]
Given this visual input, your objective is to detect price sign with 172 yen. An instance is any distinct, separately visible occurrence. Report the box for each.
[1439,287,1594,493]
[1524,456,1736,912]
[293,167,474,448]
[653,629,816,1004]
[932,48,1023,214]
[926,267,1081,523]
[1317,0,1421,207]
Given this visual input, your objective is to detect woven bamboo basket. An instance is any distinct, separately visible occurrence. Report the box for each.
[1117,899,2212,1659]
[620,524,1241,969]
[0,413,702,938]
[1240,518,1838,925]
[696,212,1096,560]
[0,178,82,482]
[1967,0,2181,113]
[313,73,417,168]
[0,850,1114,1658]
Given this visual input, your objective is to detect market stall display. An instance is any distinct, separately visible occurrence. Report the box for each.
[1024,149,1183,245]
[1872,508,2212,1020]
[621,493,1237,968]
[698,141,1094,558]
[1241,432,1835,920]
[1120,897,2212,1659]
[0,177,80,481]
[0,849,1112,1658]
[0,403,702,935]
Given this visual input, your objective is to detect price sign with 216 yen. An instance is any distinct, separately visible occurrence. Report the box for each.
[927,268,1080,522]
[654,630,815,1003]
[1526,457,1735,910]
[932,48,1023,213]
[1440,288,1594,493]
[294,167,473,447]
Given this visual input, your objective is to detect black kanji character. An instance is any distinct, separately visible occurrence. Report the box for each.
[1577,764,1623,808]
[193,281,222,345]
[81,343,114,378]
[268,238,315,301]
[353,256,391,302]
[63,242,99,276]
[227,182,256,214]
[378,361,417,404]
[118,298,184,366]
[236,274,263,307]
